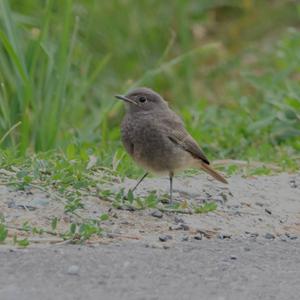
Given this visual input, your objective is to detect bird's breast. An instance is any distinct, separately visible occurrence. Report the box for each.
[121,114,194,173]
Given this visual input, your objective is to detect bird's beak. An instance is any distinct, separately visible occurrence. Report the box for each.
[115,95,137,105]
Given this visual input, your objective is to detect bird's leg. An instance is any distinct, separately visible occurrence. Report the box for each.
[169,171,174,205]
[131,172,148,192]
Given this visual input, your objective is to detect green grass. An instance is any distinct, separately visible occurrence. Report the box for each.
[0,223,8,243]
[0,0,298,172]
[0,0,111,153]
[194,202,217,214]
[0,0,299,219]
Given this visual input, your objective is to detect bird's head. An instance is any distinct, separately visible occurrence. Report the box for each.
[115,87,168,113]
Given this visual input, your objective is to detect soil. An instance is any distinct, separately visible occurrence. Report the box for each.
[0,172,299,299]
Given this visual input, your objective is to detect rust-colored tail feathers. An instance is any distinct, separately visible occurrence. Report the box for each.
[198,162,228,184]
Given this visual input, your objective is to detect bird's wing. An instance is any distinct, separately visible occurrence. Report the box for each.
[160,112,210,165]
[167,128,210,164]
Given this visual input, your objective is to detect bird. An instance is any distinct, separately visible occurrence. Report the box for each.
[115,87,228,203]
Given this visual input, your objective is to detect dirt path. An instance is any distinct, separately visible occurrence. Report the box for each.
[1,172,299,243]
[0,172,299,299]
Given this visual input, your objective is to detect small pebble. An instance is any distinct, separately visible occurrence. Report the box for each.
[181,235,189,242]
[290,179,297,188]
[122,205,136,211]
[107,233,115,239]
[194,234,202,240]
[169,224,189,231]
[264,233,275,240]
[120,221,130,225]
[169,225,182,231]
[265,208,272,215]
[174,216,185,224]
[67,265,79,275]
[181,224,189,231]
[232,204,240,209]
[280,235,287,242]
[250,233,259,238]
[286,233,298,240]
[245,232,259,238]
[159,235,172,242]
[218,233,231,240]
[230,255,237,260]
[219,192,228,201]
[145,243,160,249]
[151,210,163,218]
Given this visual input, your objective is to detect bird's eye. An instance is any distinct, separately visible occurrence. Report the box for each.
[138,96,147,103]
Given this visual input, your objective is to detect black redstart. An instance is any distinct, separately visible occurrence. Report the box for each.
[115,87,228,203]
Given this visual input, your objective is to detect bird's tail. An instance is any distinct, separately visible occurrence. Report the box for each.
[198,162,228,184]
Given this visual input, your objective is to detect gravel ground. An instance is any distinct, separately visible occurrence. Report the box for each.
[0,172,300,299]
[0,239,300,300]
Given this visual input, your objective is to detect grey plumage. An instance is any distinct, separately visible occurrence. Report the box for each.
[115,87,227,202]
